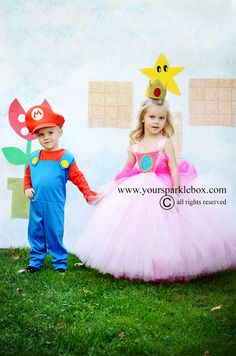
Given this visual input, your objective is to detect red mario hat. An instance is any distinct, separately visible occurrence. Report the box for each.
[25,105,65,134]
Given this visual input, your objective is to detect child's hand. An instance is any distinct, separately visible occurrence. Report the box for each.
[86,192,103,205]
[25,188,35,199]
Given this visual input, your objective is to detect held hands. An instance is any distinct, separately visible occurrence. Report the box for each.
[25,188,35,199]
[86,192,104,205]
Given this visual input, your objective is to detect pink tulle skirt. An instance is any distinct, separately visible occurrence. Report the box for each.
[76,166,236,282]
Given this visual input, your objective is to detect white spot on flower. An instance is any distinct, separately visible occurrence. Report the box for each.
[21,127,29,136]
[18,114,25,123]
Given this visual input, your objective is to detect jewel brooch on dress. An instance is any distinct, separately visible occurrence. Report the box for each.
[140,154,154,172]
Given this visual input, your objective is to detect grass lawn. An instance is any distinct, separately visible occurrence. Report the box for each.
[0,248,235,356]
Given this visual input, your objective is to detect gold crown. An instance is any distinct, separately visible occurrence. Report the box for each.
[146,79,167,101]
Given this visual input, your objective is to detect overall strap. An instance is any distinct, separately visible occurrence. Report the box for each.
[59,150,74,170]
[30,150,41,167]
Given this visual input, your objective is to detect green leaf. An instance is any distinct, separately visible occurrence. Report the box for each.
[2,147,27,165]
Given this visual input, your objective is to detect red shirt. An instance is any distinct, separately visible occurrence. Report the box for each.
[24,149,96,202]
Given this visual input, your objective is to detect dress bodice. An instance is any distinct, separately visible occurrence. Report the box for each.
[115,136,197,184]
[133,137,170,174]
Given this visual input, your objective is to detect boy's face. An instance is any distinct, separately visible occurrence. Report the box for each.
[35,126,62,151]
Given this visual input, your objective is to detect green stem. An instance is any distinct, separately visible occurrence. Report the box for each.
[25,140,32,172]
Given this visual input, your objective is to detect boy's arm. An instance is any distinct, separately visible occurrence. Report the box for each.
[68,162,96,202]
[24,165,32,190]
[24,165,35,199]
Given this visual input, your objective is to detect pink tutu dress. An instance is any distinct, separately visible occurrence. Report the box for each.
[76,137,236,281]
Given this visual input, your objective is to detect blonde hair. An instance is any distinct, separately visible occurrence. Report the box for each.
[129,98,174,145]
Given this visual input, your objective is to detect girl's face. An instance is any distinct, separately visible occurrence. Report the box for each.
[142,105,167,136]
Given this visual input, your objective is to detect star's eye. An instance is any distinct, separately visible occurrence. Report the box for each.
[157,65,161,73]
[163,65,168,72]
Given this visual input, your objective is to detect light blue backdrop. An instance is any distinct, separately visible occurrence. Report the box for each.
[0,0,235,251]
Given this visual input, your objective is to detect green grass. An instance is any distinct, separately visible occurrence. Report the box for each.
[0,248,235,356]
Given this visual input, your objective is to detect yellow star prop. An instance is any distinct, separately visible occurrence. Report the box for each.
[140,53,184,95]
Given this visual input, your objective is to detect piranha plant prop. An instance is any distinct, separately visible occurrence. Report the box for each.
[2,99,51,218]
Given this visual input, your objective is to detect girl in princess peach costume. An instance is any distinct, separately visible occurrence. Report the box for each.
[76,98,236,282]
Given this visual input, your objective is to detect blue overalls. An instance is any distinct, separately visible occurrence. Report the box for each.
[28,150,74,270]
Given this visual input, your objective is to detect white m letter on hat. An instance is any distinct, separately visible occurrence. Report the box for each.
[31,108,44,121]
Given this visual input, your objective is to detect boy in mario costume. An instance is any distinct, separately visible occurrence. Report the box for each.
[20,105,97,274]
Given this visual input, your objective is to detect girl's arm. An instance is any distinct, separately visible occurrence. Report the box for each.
[163,138,179,190]
[122,145,136,169]
[115,146,137,180]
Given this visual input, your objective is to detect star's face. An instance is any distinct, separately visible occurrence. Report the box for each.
[140,53,184,95]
